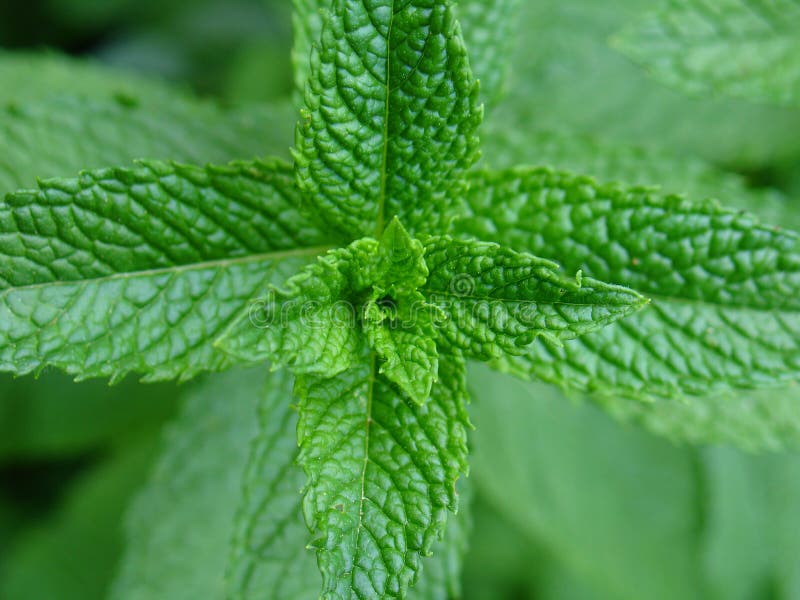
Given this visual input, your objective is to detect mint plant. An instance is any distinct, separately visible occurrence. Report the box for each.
[1,0,800,598]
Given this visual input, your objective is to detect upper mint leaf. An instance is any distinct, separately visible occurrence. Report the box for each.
[296,352,470,599]
[421,235,648,361]
[612,0,800,107]
[0,159,331,382]
[294,0,482,239]
[456,167,800,400]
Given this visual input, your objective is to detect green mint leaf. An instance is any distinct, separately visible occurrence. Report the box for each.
[294,0,482,238]
[217,239,375,378]
[226,369,471,599]
[456,167,800,399]
[111,368,266,600]
[0,96,296,195]
[0,159,330,382]
[292,0,517,107]
[421,235,648,361]
[612,0,800,107]
[296,352,470,599]
[220,218,439,401]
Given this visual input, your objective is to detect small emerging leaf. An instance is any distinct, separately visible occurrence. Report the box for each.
[421,235,648,361]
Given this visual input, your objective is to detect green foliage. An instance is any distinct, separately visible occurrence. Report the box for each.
[2,0,800,598]
[293,0,482,238]
[612,0,800,107]
[456,167,800,401]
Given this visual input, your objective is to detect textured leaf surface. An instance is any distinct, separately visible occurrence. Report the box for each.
[217,241,373,378]
[294,0,481,238]
[421,236,647,362]
[292,0,518,106]
[455,168,800,399]
[0,96,296,195]
[0,158,330,381]
[220,219,440,402]
[111,368,265,600]
[227,369,470,600]
[613,0,800,107]
[296,352,470,599]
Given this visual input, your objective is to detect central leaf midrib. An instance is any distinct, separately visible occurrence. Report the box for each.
[374,2,395,238]
[0,245,333,296]
[351,351,377,593]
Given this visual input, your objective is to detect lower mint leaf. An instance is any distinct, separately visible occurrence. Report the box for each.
[296,350,470,599]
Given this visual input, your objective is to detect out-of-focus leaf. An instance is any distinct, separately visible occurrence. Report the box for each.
[110,368,265,600]
[0,372,177,461]
[495,0,800,168]
[468,363,705,600]
[0,433,161,600]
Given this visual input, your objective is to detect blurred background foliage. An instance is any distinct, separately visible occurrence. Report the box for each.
[0,0,799,599]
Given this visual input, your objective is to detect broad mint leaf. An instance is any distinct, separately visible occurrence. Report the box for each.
[612,0,800,107]
[294,0,482,238]
[0,158,331,382]
[421,236,648,361]
[219,218,440,401]
[296,351,470,599]
[226,369,472,600]
[456,167,800,399]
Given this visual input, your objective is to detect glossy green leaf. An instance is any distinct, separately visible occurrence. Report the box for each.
[0,158,330,382]
[294,0,482,238]
[296,351,470,599]
[612,0,800,107]
[226,369,471,599]
[456,167,800,400]
[421,236,648,362]
[111,368,266,600]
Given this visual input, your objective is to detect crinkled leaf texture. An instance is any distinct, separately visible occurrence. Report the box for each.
[294,0,482,238]
[454,167,800,400]
[421,235,648,361]
[227,369,471,600]
[296,350,470,599]
[219,218,440,403]
[612,0,800,107]
[0,158,332,382]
